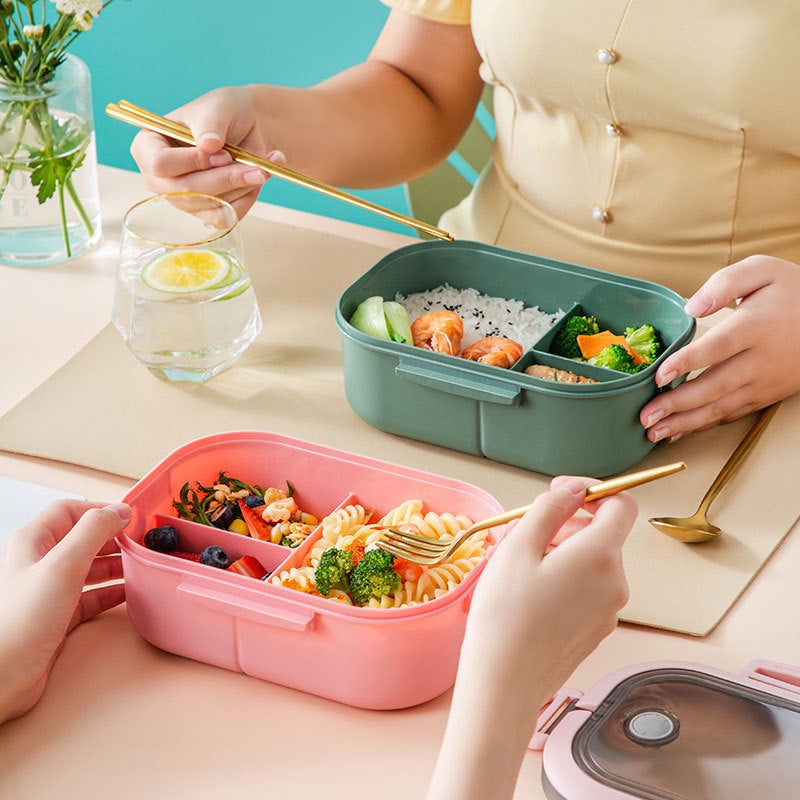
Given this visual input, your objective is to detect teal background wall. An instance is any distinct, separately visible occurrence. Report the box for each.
[72,0,411,233]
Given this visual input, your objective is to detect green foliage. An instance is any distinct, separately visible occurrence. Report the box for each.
[0,2,78,85]
[349,548,401,606]
[0,1,120,254]
[551,314,600,359]
[28,115,88,201]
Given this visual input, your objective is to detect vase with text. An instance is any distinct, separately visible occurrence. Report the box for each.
[0,52,101,266]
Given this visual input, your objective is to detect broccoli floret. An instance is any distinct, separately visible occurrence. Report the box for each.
[349,548,402,606]
[594,344,645,374]
[624,324,662,364]
[551,314,600,359]
[314,547,356,596]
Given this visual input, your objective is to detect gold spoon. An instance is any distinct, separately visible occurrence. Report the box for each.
[649,403,780,543]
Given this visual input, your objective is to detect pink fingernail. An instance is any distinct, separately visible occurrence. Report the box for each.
[668,432,684,443]
[208,152,231,167]
[559,477,587,495]
[657,370,677,387]
[107,503,131,522]
[198,132,223,148]
[266,149,286,165]
[244,169,266,185]
[685,290,713,317]
[645,409,665,428]
[651,426,670,442]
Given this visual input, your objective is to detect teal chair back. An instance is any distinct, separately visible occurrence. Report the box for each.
[405,85,495,234]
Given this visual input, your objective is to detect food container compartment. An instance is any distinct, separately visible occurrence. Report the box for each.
[532,659,800,799]
[335,240,695,477]
[118,431,506,709]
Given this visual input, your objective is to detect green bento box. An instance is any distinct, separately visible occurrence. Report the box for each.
[334,240,695,477]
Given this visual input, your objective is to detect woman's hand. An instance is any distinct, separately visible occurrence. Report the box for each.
[427,478,636,800]
[640,255,800,442]
[0,500,129,724]
[130,86,285,220]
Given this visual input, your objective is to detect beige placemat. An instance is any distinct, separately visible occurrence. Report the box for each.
[1,215,798,635]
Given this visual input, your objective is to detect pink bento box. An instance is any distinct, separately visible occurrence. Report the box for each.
[118,431,507,710]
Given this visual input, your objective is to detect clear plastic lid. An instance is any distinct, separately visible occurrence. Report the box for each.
[571,668,800,799]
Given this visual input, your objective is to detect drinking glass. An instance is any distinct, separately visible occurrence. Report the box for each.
[112,193,261,382]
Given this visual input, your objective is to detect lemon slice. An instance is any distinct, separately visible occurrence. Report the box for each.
[141,249,231,293]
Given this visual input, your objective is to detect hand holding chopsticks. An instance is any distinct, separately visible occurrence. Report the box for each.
[107,100,453,241]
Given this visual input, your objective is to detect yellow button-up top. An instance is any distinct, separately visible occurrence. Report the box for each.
[382,0,800,296]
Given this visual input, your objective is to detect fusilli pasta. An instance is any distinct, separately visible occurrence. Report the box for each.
[270,500,488,609]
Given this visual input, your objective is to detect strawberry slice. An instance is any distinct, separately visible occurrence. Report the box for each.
[227,555,268,580]
[237,499,274,541]
[172,550,201,562]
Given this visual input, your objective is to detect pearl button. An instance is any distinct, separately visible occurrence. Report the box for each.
[605,123,622,137]
[592,207,611,223]
[596,48,617,64]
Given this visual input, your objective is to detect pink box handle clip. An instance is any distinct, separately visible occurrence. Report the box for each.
[177,579,316,632]
[528,687,583,751]
[739,659,800,700]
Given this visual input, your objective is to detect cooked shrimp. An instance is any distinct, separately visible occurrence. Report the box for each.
[461,336,523,368]
[411,310,463,355]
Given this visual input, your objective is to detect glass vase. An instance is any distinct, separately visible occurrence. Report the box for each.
[0,54,101,266]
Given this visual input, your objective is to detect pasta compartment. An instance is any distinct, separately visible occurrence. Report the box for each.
[270,493,497,610]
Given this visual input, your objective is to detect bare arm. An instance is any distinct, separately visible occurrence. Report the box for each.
[427,478,636,800]
[131,11,484,216]
[253,11,484,186]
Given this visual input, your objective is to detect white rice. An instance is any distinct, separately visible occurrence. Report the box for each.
[395,283,563,351]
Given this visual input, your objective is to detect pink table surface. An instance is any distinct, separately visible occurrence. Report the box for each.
[1,166,799,800]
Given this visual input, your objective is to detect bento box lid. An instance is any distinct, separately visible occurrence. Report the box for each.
[532,659,800,800]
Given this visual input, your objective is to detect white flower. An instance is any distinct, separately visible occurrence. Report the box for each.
[51,0,103,19]
[73,10,93,30]
[23,24,45,38]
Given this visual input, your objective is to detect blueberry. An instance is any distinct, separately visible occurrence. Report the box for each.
[199,545,230,569]
[242,494,266,509]
[144,525,179,553]
[210,504,237,529]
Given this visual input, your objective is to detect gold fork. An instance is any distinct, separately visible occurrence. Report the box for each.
[375,461,686,564]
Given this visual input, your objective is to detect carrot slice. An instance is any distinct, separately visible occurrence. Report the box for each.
[576,331,645,364]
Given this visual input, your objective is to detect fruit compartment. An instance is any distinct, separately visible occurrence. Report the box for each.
[135,513,300,582]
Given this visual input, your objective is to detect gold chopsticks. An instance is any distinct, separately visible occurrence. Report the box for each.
[105,100,454,241]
